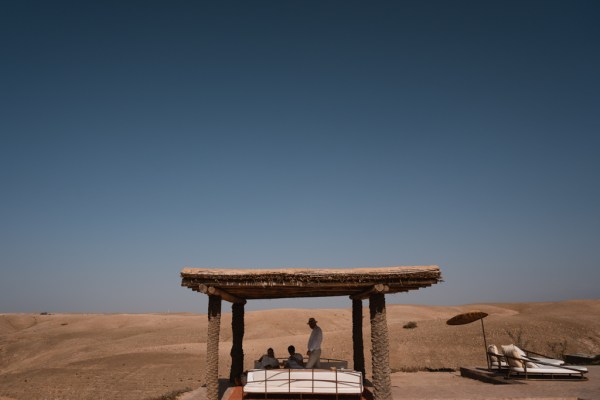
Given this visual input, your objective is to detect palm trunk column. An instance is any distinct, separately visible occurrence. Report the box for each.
[230,302,245,384]
[206,295,222,400]
[352,298,366,379]
[369,293,392,400]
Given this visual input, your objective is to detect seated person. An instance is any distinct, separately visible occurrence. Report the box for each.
[284,345,305,369]
[257,347,279,369]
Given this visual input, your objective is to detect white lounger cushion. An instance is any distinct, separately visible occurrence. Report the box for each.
[528,356,565,366]
[491,360,509,368]
[245,369,363,394]
[487,344,500,363]
[500,344,566,366]
[511,365,588,374]
[501,345,533,368]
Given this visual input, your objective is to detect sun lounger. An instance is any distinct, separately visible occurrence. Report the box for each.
[501,344,588,380]
[507,364,588,379]
[519,347,565,366]
[488,346,564,371]
[244,368,363,398]
[500,344,565,366]
[487,344,508,371]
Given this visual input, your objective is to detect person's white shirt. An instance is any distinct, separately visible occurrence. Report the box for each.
[307,325,323,352]
[257,355,279,369]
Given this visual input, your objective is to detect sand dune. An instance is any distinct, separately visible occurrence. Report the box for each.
[1,300,599,400]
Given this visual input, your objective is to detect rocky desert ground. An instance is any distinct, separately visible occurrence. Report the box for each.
[1,300,599,400]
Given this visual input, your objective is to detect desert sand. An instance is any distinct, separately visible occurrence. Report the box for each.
[1,300,599,400]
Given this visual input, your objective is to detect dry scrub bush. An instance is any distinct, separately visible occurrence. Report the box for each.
[403,321,418,329]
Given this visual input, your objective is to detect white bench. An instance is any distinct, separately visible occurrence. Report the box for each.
[244,369,363,396]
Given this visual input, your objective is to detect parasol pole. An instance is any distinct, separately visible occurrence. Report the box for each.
[447,311,490,370]
[480,317,489,369]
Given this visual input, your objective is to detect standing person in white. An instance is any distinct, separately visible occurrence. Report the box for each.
[305,317,322,368]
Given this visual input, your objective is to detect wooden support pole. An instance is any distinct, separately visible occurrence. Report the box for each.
[370,293,392,400]
[350,284,389,300]
[199,284,246,304]
[206,295,222,400]
[230,302,245,385]
[352,298,366,379]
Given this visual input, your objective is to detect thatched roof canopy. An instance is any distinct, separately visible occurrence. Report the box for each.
[180,265,442,301]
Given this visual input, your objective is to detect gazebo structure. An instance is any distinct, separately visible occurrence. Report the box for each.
[180,265,442,400]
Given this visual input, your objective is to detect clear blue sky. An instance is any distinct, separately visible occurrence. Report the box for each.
[1,1,598,313]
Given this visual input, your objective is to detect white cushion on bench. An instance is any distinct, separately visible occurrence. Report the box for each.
[245,369,363,394]
[511,365,588,374]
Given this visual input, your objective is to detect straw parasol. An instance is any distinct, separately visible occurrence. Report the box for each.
[447,311,490,367]
[447,311,488,326]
